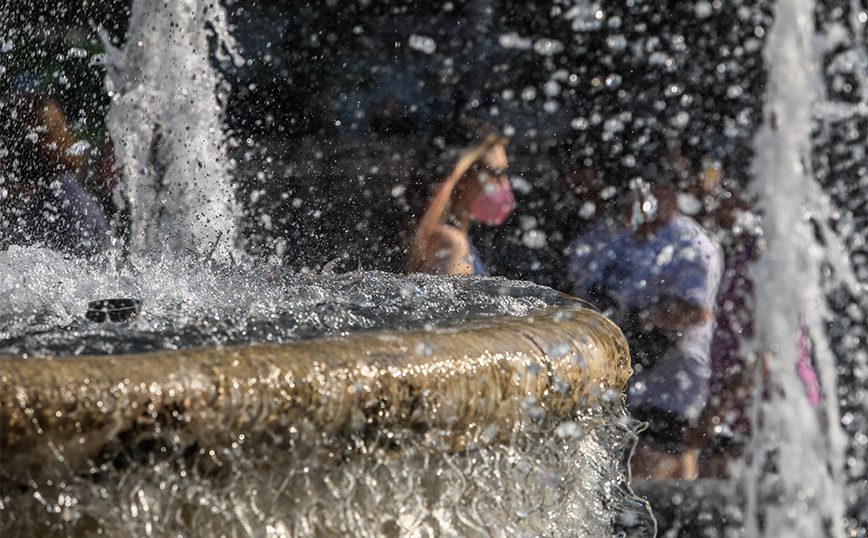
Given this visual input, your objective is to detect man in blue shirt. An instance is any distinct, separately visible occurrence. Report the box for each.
[565,139,723,480]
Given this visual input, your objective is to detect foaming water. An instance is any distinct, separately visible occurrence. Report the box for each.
[0,396,644,538]
[0,246,574,357]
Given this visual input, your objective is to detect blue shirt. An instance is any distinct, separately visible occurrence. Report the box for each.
[567,214,723,420]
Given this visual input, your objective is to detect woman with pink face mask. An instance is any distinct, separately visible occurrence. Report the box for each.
[408,118,514,275]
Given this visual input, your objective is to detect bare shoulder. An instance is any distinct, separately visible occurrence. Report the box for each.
[413,225,473,275]
[428,225,467,246]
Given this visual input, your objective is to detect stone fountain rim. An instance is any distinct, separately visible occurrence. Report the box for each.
[1,304,631,486]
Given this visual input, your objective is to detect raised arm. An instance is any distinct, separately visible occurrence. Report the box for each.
[409,134,502,274]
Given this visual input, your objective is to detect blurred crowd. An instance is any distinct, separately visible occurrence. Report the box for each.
[398,113,767,481]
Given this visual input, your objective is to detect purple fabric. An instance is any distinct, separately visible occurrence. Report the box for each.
[709,236,757,394]
[798,314,821,407]
[706,235,758,436]
[1,173,109,257]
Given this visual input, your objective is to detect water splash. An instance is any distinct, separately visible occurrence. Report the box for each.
[0,246,580,357]
[104,0,242,262]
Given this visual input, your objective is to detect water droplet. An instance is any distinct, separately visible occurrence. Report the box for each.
[727,84,744,98]
[414,341,433,356]
[390,184,406,197]
[695,1,713,18]
[677,193,702,215]
[571,117,589,130]
[522,230,547,249]
[408,34,436,54]
[607,35,627,52]
[544,80,561,97]
[600,186,617,200]
[66,47,88,59]
[555,420,585,439]
[579,201,597,219]
[499,33,532,50]
[672,110,691,127]
[533,38,564,56]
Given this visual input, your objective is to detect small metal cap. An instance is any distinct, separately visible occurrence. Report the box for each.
[86,298,142,323]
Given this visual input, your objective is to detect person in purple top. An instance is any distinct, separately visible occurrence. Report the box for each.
[1,172,109,258]
[564,129,723,480]
[1,77,109,258]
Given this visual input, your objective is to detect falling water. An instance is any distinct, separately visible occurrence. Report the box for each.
[748,0,847,534]
[104,0,243,262]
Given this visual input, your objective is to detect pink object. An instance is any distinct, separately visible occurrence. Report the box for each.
[469,181,515,226]
[798,314,821,407]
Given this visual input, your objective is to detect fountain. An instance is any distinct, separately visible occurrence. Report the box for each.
[744,0,846,533]
[0,2,651,537]
[103,0,242,262]
[2,0,867,536]
[0,271,643,536]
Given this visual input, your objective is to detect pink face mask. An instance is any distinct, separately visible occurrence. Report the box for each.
[469,180,515,226]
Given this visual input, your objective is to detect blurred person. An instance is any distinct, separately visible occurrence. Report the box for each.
[564,126,724,480]
[547,137,620,291]
[1,75,109,257]
[407,117,514,275]
[670,145,767,478]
